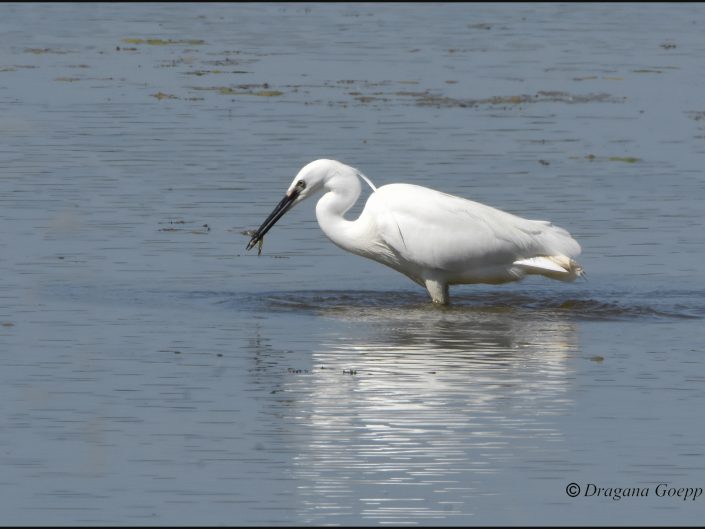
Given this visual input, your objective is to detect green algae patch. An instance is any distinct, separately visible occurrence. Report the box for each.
[152,91,179,100]
[123,38,206,46]
[414,90,622,109]
[222,88,283,97]
[608,156,641,163]
[190,85,283,97]
[216,87,237,95]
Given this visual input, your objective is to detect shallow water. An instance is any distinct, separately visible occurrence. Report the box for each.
[2,3,705,525]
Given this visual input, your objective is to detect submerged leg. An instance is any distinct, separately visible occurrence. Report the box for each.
[424,278,449,305]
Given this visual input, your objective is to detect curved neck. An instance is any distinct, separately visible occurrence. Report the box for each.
[315,173,370,255]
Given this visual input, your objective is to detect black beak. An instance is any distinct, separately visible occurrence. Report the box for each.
[245,189,299,251]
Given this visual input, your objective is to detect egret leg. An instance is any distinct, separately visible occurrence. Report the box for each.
[424,278,449,305]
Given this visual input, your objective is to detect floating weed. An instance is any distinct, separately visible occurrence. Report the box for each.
[608,156,641,163]
[354,95,386,103]
[395,90,431,97]
[570,154,640,163]
[490,95,525,104]
[413,90,622,108]
[185,69,226,76]
[188,86,229,94]
[254,90,283,97]
[190,85,282,97]
[122,38,206,46]
[25,47,69,54]
[151,91,179,100]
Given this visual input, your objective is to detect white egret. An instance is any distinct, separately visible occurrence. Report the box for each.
[246,159,583,304]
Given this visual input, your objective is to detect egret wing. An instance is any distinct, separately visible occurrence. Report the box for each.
[368,184,579,272]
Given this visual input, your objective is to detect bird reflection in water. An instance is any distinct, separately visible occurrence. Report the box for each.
[259,292,579,524]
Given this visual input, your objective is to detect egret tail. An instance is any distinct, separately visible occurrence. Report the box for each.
[512,255,584,281]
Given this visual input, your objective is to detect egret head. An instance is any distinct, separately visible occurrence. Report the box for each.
[284,158,335,205]
[245,159,345,251]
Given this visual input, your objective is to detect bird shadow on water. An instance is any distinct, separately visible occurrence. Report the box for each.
[240,287,703,323]
[208,285,705,377]
[226,286,703,381]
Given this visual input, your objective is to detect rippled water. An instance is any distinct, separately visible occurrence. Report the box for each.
[2,3,705,525]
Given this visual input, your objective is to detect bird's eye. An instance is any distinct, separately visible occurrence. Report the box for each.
[296,179,306,189]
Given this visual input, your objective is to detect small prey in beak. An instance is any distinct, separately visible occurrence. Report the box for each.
[240,230,264,255]
[245,188,300,253]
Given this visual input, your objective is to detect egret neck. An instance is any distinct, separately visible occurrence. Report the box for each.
[315,171,373,256]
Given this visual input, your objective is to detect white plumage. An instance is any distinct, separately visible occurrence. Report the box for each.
[246,159,583,304]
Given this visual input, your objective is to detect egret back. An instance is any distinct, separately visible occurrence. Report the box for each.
[363,183,581,280]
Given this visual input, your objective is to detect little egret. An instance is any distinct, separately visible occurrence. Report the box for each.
[246,159,583,304]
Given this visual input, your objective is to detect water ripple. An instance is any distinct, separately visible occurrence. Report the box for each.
[240,288,704,322]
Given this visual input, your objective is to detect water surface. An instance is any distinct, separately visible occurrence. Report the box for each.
[1,3,705,525]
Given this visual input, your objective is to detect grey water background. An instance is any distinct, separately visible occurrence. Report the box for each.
[2,2,705,525]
